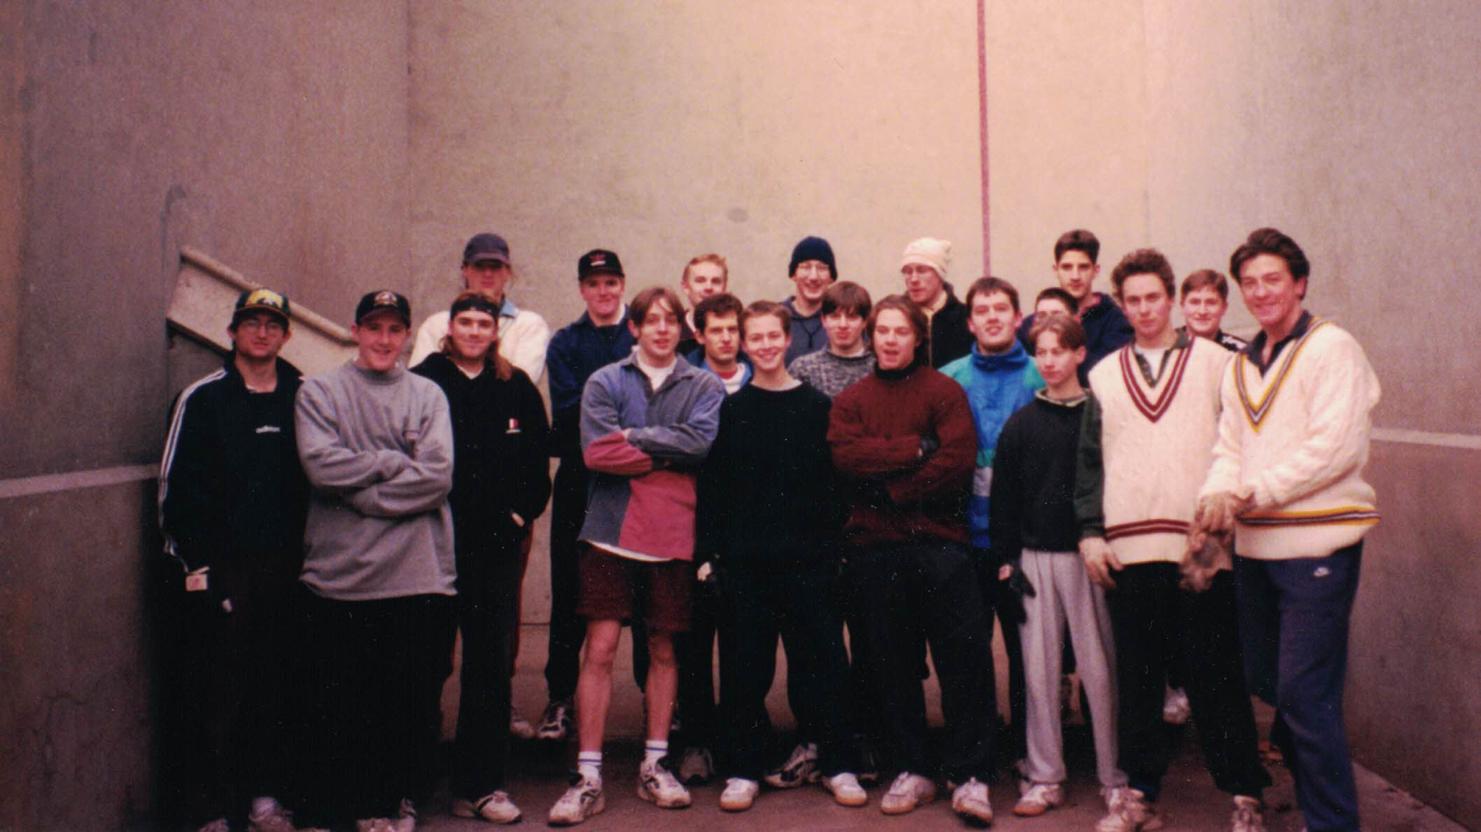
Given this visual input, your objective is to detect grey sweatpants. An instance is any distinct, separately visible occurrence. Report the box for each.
[1018,548,1126,788]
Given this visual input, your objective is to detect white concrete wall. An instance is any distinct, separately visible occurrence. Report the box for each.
[408,0,984,332]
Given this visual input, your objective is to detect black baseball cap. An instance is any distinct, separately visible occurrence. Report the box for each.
[463,233,511,266]
[355,289,412,326]
[231,287,291,327]
[578,249,625,280]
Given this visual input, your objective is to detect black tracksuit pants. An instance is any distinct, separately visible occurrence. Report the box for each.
[452,549,521,798]
[161,562,299,828]
[848,540,996,784]
[1108,563,1270,801]
[674,582,718,749]
[299,591,456,825]
[718,560,854,780]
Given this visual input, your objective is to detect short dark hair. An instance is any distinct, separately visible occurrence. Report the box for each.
[741,300,792,336]
[1180,269,1230,301]
[694,292,744,333]
[820,281,872,319]
[1111,248,1176,300]
[868,294,928,346]
[1230,227,1310,285]
[629,285,684,326]
[1035,286,1078,314]
[964,276,1021,313]
[1029,314,1088,352]
[1054,229,1100,264]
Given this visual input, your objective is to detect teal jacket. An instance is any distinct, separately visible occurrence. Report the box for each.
[940,341,1044,549]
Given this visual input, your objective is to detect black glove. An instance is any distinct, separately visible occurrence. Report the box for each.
[1005,565,1036,600]
[993,562,1035,625]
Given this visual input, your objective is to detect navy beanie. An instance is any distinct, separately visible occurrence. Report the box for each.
[788,236,837,278]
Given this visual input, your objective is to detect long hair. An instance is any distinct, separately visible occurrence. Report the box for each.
[440,290,515,381]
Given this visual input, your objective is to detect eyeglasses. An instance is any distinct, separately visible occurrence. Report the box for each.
[467,261,509,273]
[237,317,285,333]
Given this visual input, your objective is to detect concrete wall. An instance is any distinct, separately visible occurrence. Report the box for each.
[4,0,1479,828]
[985,1,1481,826]
[1,3,415,829]
[406,0,984,345]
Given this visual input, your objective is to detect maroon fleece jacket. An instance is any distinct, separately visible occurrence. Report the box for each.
[828,363,975,547]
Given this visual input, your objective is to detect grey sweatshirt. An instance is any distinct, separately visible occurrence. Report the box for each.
[295,361,457,600]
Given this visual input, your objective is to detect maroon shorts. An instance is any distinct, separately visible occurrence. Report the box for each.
[576,545,693,633]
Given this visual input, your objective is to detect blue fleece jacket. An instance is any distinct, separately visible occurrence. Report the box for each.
[940,341,1045,549]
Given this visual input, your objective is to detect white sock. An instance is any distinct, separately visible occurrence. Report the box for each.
[643,739,669,766]
[577,750,603,783]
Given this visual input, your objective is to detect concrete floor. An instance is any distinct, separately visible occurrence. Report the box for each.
[416,625,1464,831]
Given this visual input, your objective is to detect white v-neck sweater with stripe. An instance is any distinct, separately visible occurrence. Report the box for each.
[1199,319,1381,560]
[1089,336,1230,566]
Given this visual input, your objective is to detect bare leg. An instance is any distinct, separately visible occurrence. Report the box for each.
[576,619,621,753]
[644,632,678,743]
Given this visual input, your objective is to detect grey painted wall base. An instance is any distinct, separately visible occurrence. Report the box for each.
[1350,443,1481,829]
[0,479,159,832]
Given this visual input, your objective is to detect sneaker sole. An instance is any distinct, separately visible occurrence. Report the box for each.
[451,799,521,824]
[636,784,691,809]
[719,797,755,812]
[548,795,604,827]
[880,795,933,816]
[954,803,994,824]
[829,791,868,808]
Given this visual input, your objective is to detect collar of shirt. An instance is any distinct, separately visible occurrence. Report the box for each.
[1244,310,1313,374]
[1131,329,1190,386]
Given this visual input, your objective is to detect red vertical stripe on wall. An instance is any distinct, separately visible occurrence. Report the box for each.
[977,0,991,275]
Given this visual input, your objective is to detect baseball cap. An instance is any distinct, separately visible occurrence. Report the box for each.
[232,287,290,327]
[355,289,412,326]
[578,249,625,280]
[463,233,511,266]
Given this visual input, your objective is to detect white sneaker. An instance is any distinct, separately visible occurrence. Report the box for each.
[763,742,820,788]
[1013,781,1066,817]
[952,777,993,824]
[452,791,522,824]
[536,698,573,741]
[637,757,692,808]
[823,772,868,807]
[880,771,936,815]
[1096,787,1163,832]
[1162,686,1191,726]
[510,706,537,740]
[1230,795,1266,832]
[548,774,605,826]
[719,777,760,812]
[247,797,295,832]
[677,746,715,784]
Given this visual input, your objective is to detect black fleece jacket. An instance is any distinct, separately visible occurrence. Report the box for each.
[412,353,551,566]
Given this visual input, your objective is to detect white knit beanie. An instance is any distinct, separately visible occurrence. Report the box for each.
[900,237,951,281]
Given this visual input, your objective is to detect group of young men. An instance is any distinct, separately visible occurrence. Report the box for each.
[159,225,1379,832]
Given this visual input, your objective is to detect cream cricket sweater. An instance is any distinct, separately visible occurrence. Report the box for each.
[1199,318,1381,560]
[1087,335,1230,567]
